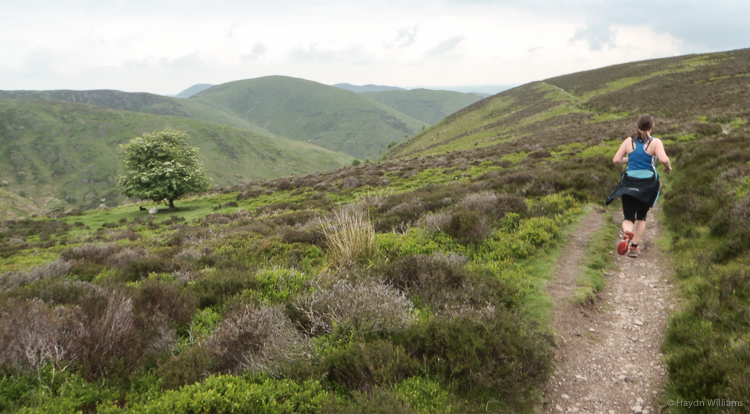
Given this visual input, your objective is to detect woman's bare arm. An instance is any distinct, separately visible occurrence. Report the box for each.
[653,139,672,172]
[612,138,632,165]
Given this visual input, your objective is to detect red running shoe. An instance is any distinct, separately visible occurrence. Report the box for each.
[628,245,641,258]
[617,231,634,255]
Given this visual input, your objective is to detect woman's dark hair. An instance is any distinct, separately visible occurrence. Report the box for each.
[633,114,654,143]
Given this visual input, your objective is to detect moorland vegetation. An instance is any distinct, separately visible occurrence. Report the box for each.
[0,48,749,413]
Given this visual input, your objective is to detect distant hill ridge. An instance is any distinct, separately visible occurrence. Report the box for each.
[172,84,213,98]
[193,76,424,159]
[333,83,406,92]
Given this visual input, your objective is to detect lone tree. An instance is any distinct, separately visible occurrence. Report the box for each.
[118,129,211,208]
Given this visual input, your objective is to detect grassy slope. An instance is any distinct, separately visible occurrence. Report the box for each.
[0,98,352,209]
[192,76,424,159]
[359,89,483,125]
[0,188,45,220]
[388,49,750,159]
[0,89,270,135]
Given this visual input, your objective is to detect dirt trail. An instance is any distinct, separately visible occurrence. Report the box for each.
[542,207,676,414]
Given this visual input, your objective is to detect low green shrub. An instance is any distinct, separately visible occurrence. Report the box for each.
[394,376,454,414]
[121,374,328,414]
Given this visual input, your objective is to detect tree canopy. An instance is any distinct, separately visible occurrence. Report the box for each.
[118,129,211,208]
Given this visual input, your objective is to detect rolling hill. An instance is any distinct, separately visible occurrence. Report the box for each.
[0,89,270,135]
[0,98,352,209]
[388,49,750,159]
[192,76,424,159]
[359,88,484,125]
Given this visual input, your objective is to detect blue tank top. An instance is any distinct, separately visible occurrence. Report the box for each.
[627,137,656,176]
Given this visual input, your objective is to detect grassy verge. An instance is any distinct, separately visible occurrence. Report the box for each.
[573,208,619,304]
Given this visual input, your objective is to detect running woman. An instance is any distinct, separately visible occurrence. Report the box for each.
[606,114,672,257]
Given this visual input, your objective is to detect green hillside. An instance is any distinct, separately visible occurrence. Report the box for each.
[0,98,352,209]
[0,89,270,135]
[193,76,424,159]
[389,49,750,159]
[360,88,483,125]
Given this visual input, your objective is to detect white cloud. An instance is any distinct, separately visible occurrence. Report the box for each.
[426,35,465,57]
[387,26,419,48]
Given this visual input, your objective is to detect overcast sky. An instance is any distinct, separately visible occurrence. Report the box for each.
[1,0,748,95]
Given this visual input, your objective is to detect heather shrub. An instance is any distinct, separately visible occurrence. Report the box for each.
[186,269,260,309]
[271,210,318,227]
[131,280,196,356]
[322,339,419,391]
[529,193,578,218]
[460,192,528,219]
[713,196,750,260]
[292,277,415,337]
[0,298,68,376]
[417,211,451,233]
[109,247,152,268]
[281,227,325,246]
[115,256,174,283]
[322,205,377,268]
[0,259,72,291]
[156,344,215,389]
[392,312,553,411]
[379,253,520,313]
[65,290,143,382]
[322,386,413,414]
[60,243,119,263]
[206,304,305,375]
[444,208,489,245]
[9,280,101,306]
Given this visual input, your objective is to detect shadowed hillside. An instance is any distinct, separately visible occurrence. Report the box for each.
[0,98,352,209]
[360,88,483,125]
[193,76,424,159]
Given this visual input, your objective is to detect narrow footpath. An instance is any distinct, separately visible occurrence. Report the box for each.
[542,207,676,414]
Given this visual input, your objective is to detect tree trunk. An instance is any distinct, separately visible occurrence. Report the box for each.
[168,198,175,209]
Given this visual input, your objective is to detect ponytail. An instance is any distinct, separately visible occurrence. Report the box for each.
[633,114,654,144]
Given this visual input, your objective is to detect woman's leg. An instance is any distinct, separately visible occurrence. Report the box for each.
[630,200,651,246]
[631,220,647,245]
[621,196,637,234]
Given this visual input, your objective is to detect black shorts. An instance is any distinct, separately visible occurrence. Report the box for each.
[622,195,650,221]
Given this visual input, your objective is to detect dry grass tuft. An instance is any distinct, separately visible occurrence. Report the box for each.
[321,205,377,268]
